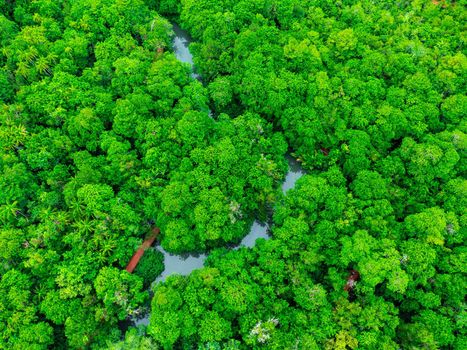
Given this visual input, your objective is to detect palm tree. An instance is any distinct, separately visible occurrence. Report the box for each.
[73,219,96,236]
[35,56,51,76]
[0,201,19,224]
[16,61,30,81]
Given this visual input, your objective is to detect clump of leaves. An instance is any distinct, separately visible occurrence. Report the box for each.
[134,249,164,288]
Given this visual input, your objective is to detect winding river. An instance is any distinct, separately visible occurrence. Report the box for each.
[172,23,201,81]
[132,24,305,327]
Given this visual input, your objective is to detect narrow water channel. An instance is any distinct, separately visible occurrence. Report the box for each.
[172,23,201,80]
[132,24,305,327]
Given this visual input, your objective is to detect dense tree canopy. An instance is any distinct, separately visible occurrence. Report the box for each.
[144,0,465,349]
[0,0,465,349]
[0,0,285,347]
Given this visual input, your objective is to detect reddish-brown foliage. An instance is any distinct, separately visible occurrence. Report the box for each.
[344,270,360,292]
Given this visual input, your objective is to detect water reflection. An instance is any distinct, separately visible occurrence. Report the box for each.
[172,23,201,80]
[149,155,305,285]
[282,154,306,193]
[154,246,206,283]
[130,24,306,328]
[235,221,269,249]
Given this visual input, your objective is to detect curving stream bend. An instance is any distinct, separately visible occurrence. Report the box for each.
[132,24,305,327]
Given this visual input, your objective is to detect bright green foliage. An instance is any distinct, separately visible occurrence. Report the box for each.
[94,267,148,320]
[0,0,286,347]
[134,248,164,288]
[154,113,287,252]
[107,327,158,350]
[144,0,465,349]
[0,269,54,349]
[0,0,465,349]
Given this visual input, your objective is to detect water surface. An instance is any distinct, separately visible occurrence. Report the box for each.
[172,23,200,80]
[145,154,305,284]
[282,154,306,193]
[131,24,306,328]
[154,247,206,283]
[235,221,269,249]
